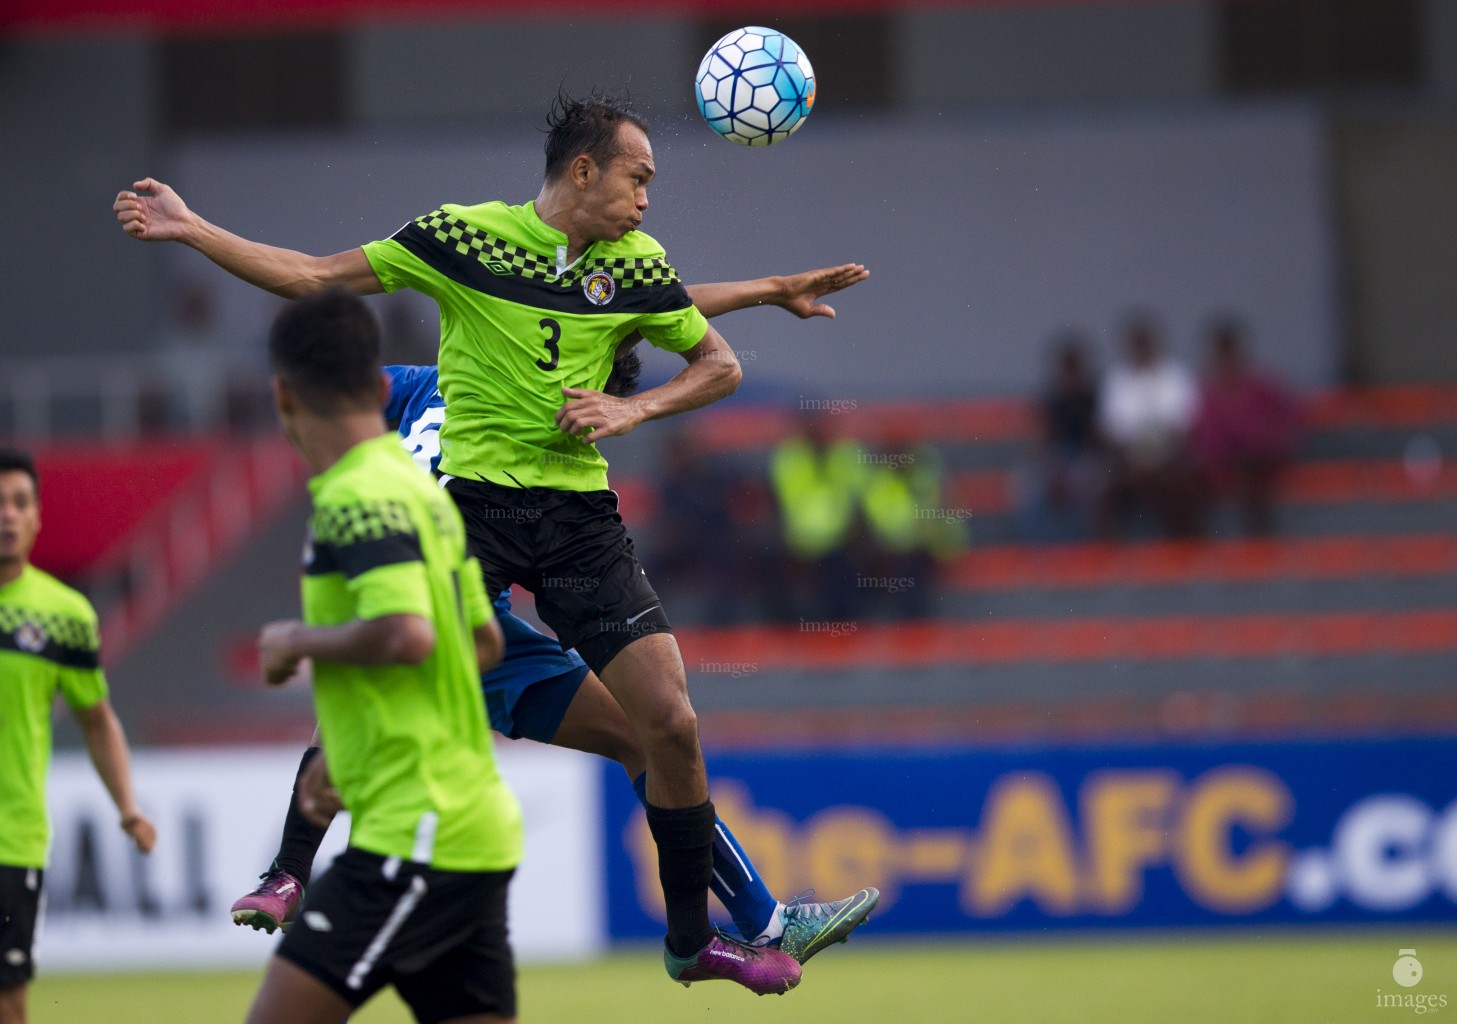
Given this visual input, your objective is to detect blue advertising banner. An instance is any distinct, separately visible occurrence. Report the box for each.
[602,738,1457,939]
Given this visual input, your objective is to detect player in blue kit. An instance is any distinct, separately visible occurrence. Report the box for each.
[233,266,880,970]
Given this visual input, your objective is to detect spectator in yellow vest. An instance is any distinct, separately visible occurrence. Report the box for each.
[857,437,966,618]
[768,411,866,620]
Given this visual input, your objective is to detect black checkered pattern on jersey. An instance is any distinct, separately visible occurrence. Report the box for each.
[587,256,680,288]
[311,501,417,547]
[417,211,556,280]
[0,605,98,654]
[416,211,680,289]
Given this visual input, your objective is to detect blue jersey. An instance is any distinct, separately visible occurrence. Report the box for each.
[384,364,445,475]
[384,362,589,743]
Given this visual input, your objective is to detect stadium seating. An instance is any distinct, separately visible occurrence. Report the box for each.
[53,385,1457,750]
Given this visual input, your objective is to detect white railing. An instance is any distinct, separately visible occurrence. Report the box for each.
[94,435,309,663]
[1,353,265,440]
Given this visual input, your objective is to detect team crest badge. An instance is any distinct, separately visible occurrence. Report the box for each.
[582,270,616,306]
[16,621,45,653]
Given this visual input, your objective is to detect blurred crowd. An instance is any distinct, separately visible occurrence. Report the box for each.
[131,282,1303,627]
[651,421,967,626]
[1024,313,1304,542]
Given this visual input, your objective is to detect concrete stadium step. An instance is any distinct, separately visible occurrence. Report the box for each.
[934,574,1457,622]
[696,688,1457,749]
[685,651,1457,715]
[951,496,1457,546]
[691,385,1457,452]
[946,534,1457,590]
[674,610,1457,674]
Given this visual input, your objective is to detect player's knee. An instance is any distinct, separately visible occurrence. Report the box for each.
[637,699,699,760]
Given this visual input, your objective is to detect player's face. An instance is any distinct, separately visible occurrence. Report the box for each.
[0,470,40,569]
[586,124,653,242]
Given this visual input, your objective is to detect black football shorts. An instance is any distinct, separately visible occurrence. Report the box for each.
[447,476,673,675]
[276,848,515,1023]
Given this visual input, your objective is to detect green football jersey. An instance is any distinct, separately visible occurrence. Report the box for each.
[0,565,108,869]
[302,434,520,871]
[363,200,709,491]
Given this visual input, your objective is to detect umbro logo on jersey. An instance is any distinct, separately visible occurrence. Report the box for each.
[583,270,616,306]
[303,911,333,932]
[484,259,513,275]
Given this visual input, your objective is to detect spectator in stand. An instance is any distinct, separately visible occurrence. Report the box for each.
[1191,318,1303,536]
[857,430,966,618]
[1022,334,1105,542]
[652,432,735,622]
[712,470,780,624]
[1096,313,1203,539]
[768,410,865,620]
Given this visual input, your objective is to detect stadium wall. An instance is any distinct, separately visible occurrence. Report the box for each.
[166,102,1337,398]
[37,743,602,972]
[36,737,1457,971]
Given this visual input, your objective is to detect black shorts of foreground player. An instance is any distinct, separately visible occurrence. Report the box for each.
[248,290,521,1024]
[114,90,855,995]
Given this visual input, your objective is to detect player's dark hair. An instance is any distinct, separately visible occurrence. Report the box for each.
[543,88,649,181]
[604,345,642,398]
[269,289,383,414]
[0,448,39,496]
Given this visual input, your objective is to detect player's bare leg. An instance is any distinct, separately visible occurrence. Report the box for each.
[551,669,877,964]
[244,958,353,1024]
[247,956,520,1024]
[0,983,27,1024]
[597,634,705,807]
[597,633,799,994]
[548,670,646,780]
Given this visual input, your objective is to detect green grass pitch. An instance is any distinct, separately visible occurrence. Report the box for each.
[28,931,1457,1023]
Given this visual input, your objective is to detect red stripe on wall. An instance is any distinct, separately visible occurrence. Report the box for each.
[675,609,1457,671]
[3,0,1137,36]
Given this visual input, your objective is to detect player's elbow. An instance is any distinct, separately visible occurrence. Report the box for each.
[73,698,117,735]
[714,350,743,396]
[280,252,372,300]
[381,615,436,666]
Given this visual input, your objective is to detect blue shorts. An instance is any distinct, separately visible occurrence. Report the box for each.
[483,591,590,743]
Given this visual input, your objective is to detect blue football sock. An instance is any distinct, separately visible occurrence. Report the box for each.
[632,772,779,940]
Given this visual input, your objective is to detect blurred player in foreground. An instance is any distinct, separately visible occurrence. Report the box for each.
[247,290,521,1024]
[0,448,156,1024]
[234,261,877,972]
[116,92,868,994]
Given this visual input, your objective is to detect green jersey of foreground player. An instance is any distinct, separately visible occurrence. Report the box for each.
[248,289,521,1024]
[0,449,156,1024]
[115,90,868,996]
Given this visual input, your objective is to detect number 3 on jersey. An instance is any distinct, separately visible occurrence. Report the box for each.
[535,318,561,371]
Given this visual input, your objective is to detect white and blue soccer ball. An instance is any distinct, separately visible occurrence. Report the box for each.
[695,27,816,147]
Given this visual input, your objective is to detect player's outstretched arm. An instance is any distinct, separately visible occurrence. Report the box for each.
[259,615,436,685]
[73,699,157,854]
[113,177,383,299]
[686,263,869,320]
[557,324,740,444]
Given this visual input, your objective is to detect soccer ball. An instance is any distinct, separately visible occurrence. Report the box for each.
[695,27,816,147]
